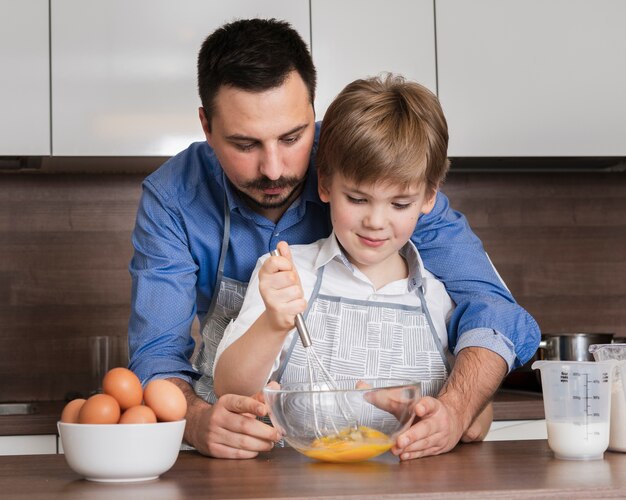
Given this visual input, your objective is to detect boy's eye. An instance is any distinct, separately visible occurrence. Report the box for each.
[392,202,413,210]
[346,195,366,204]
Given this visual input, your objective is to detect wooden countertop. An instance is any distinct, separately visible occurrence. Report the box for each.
[0,390,544,436]
[1,441,625,498]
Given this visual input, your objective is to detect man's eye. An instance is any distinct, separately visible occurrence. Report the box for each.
[347,195,366,204]
[234,143,255,152]
[281,134,300,145]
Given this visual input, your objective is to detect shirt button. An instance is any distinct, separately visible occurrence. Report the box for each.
[274,232,280,237]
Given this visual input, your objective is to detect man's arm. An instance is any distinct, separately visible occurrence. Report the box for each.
[413,191,540,369]
[128,181,199,384]
[129,182,281,459]
[437,347,505,438]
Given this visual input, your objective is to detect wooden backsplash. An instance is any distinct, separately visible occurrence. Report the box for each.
[1,170,625,402]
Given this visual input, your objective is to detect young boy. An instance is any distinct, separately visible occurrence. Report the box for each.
[213,74,493,457]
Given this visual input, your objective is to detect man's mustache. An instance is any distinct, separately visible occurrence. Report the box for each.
[243,176,301,191]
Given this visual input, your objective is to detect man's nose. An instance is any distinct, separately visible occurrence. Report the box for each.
[259,144,282,181]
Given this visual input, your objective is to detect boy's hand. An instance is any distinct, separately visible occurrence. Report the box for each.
[258,241,307,334]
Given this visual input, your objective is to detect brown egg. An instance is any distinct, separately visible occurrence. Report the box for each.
[143,379,187,422]
[78,393,121,424]
[102,367,143,410]
[119,405,157,424]
[60,398,86,423]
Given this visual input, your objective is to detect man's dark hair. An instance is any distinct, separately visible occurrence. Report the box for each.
[198,18,316,129]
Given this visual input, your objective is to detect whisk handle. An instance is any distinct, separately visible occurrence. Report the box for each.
[294,314,312,348]
[270,248,312,348]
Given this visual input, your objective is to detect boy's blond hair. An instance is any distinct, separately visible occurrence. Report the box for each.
[316,74,449,195]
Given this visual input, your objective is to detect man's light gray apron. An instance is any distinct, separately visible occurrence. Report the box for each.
[192,200,247,404]
[275,262,451,398]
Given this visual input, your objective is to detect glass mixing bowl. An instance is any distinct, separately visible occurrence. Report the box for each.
[263,378,421,463]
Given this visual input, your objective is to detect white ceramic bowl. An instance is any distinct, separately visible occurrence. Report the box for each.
[58,420,185,482]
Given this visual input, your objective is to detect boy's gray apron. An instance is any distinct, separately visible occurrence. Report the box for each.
[192,198,247,404]
[275,262,451,398]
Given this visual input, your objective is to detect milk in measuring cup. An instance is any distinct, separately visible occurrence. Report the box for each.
[532,360,617,460]
[546,421,609,458]
[589,344,626,452]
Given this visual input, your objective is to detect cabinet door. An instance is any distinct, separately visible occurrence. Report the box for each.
[0,0,50,155]
[311,0,436,118]
[437,0,626,157]
[51,0,310,156]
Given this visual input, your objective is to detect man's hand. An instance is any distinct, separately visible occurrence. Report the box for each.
[392,347,506,461]
[168,378,281,459]
[391,396,461,460]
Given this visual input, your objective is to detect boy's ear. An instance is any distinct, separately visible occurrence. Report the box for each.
[318,171,331,202]
[420,189,438,215]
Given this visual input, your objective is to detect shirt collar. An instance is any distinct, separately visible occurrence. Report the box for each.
[314,232,350,270]
[400,240,424,291]
[315,233,424,291]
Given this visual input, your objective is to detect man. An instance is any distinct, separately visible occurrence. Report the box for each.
[128,18,540,459]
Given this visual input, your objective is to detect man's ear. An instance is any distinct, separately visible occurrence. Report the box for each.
[318,171,330,203]
[198,107,212,145]
[421,189,438,215]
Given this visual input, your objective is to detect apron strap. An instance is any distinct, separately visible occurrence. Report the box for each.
[417,286,451,373]
[203,194,231,325]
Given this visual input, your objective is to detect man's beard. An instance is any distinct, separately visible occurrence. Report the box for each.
[237,176,305,210]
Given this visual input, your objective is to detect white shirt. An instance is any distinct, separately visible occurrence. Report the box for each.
[214,234,456,380]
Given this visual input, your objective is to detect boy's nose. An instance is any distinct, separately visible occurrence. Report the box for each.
[363,207,387,229]
[259,145,282,181]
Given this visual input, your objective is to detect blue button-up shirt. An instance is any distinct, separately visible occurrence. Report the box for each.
[128,123,540,384]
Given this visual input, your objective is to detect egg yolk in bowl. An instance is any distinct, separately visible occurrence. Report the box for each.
[299,426,393,463]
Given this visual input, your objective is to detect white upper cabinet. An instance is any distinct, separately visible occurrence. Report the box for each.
[311,0,436,119]
[436,0,626,157]
[51,0,310,156]
[0,0,50,155]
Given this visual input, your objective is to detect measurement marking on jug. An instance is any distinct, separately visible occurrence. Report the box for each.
[582,373,588,441]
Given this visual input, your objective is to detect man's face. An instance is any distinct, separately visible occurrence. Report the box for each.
[200,71,315,221]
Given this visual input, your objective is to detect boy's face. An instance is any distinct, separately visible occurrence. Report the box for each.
[319,173,436,273]
[199,71,315,222]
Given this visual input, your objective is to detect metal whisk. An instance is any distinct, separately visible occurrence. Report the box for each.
[270,249,357,437]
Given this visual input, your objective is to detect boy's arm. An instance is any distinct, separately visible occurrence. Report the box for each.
[214,311,292,396]
[213,242,306,396]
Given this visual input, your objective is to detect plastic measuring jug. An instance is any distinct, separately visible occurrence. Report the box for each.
[589,344,626,452]
[532,360,616,460]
